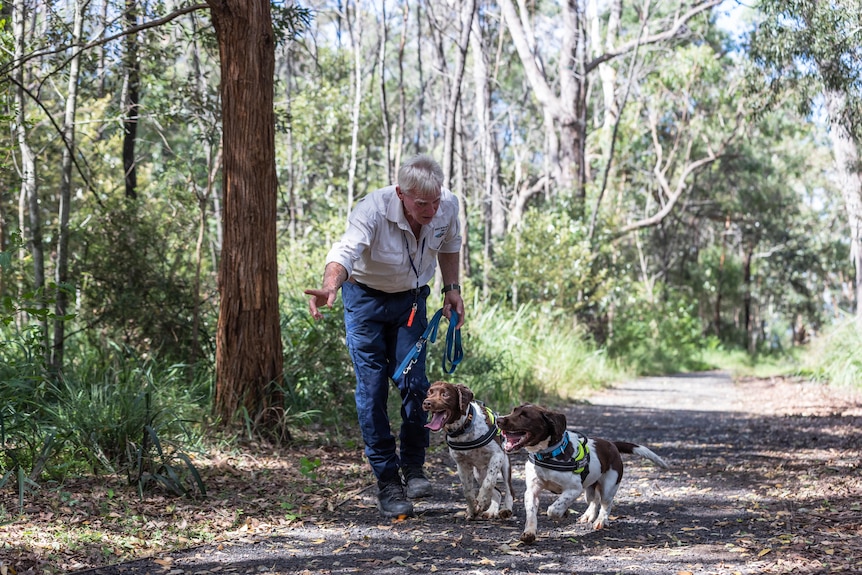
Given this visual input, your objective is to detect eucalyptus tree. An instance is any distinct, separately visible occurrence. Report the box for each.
[51,0,87,373]
[748,0,862,318]
[10,0,45,346]
[498,0,724,220]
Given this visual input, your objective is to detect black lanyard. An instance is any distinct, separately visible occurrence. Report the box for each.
[403,231,425,327]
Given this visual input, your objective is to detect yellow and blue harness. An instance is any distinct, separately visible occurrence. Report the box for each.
[529,431,591,482]
[445,403,501,451]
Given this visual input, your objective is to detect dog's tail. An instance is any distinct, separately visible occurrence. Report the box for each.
[614,442,670,469]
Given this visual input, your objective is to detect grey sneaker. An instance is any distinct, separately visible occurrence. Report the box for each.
[402,466,432,498]
[377,480,414,518]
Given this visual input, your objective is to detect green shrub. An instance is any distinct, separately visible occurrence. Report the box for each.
[448,299,624,408]
[799,317,862,388]
[608,285,711,375]
[39,348,209,486]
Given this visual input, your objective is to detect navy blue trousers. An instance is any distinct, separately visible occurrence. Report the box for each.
[342,281,431,484]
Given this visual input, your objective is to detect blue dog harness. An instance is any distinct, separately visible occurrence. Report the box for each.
[529,431,591,482]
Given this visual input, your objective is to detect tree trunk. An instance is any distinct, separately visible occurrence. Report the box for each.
[12,0,46,348]
[208,0,285,435]
[440,0,475,186]
[52,0,86,372]
[394,1,409,171]
[824,90,862,319]
[377,3,393,183]
[122,0,139,200]
[471,7,504,299]
[412,3,425,154]
[346,3,363,218]
[743,245,753,352]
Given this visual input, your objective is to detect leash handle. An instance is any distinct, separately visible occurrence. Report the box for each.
[440,310,462,374]
[393,308,462,381]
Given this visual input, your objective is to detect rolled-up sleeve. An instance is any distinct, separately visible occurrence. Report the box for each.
[325,205,377,277]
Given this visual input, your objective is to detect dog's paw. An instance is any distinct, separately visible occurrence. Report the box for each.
[498,508,513,520]
[520,532,536,545]
[592,519,605,530]
[547,505,570,519]
[578,510,598,524]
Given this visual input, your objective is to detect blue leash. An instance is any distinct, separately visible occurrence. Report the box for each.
[394,308,463,381]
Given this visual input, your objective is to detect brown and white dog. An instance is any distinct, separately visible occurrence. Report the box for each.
[496,403,669,544]
[422,381,514,520]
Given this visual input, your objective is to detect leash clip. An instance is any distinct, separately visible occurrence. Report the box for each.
[393,308,462,381]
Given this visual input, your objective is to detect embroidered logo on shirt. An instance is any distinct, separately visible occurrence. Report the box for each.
[434,225,449,238]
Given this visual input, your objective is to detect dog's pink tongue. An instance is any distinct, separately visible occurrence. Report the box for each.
[425,412,447,431]
[502,432,524,452]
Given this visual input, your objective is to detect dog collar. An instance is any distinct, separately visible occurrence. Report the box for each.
[533,433,570,461]
[446,404,475,438]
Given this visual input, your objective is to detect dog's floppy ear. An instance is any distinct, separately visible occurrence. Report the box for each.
[541,409,568,441]
[455,384,474,413]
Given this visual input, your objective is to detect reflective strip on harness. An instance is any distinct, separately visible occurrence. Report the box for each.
[529,433,591,481]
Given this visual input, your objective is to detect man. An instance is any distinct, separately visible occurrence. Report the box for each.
[305,154,465,518]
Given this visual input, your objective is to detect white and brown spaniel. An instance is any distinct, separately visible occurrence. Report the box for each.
[423,381,514,520]
[497,403,669,544]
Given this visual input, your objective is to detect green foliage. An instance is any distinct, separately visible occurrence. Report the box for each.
[131,425,206,498]
[43,351,207,475]
[700,343,798,379]
[75,197,212,366]
[607,283,712,376]
[447,299,624,408]
[799,317,862,388]
[492,208,608,312]
[749,0,862,126]
[1,333,210,509]
[279,249,356,430]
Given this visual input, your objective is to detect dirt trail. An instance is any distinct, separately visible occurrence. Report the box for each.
[74,372,862,575]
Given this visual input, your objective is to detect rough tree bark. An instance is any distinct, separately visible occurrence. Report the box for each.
[208,0,285,434]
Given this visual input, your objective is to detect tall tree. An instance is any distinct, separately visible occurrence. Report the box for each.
[122,0,140,200]
[750,0,862,318]
[471,4,505,298]
[11,0,46,347]
[207,0,285,434]
[499,0,723,219]
[52,0,87,372]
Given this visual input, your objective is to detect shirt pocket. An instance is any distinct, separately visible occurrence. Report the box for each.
[370,233,405,266]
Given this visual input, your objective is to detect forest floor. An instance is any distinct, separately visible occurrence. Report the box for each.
[2,371,861,575]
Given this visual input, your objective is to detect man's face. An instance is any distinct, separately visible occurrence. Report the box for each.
[399,187,441,226]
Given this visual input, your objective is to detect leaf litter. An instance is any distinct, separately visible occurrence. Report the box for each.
[0,375,860,574]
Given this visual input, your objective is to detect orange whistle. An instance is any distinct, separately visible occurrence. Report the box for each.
[407,304,417,327]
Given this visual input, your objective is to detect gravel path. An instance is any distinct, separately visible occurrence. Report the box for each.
[75,371,862,575]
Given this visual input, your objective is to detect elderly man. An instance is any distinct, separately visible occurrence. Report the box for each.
[305,154,465,517]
